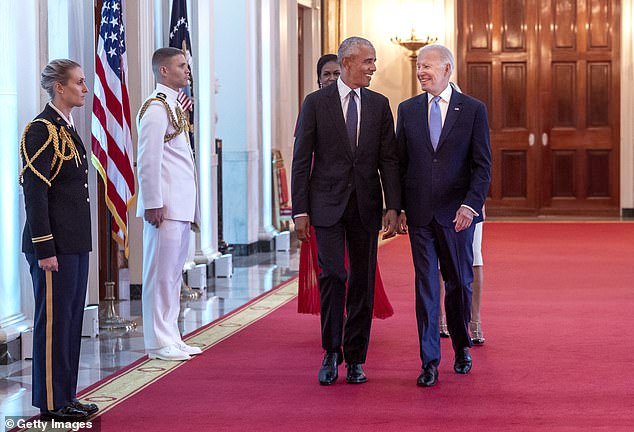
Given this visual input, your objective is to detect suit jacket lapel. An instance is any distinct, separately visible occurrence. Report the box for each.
[325,83,354,160]
[437,91,463,151]
[418,93,434,151]
[358,88,371,153]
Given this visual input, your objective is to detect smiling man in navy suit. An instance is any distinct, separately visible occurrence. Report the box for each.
[291,36,401,386]
[396,44,491,387]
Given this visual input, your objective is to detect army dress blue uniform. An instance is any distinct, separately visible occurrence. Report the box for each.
[20,102,92,412]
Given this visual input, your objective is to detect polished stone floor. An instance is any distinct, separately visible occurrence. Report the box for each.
[0,248,299,420]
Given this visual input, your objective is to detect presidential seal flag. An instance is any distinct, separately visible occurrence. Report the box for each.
[91,0,136,257]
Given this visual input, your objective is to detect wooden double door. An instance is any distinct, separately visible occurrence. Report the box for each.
[457,0,620,216]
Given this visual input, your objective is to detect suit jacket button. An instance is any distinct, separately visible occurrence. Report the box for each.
[433,159,438,162]
[347,183,352,187]
[86,198,90,203]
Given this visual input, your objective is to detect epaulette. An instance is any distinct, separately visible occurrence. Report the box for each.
[156,92,167,101]
[19,118,82,187]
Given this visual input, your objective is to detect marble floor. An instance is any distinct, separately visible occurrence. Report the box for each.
[0,247,299,420]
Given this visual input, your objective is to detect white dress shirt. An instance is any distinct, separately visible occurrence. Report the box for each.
[48,101,75,129]
[427,84,453,127]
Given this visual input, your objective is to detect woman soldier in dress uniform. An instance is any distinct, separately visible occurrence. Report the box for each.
[20,59,98,420]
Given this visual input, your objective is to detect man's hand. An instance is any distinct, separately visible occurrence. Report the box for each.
[382,209,398,239]
[397,212,408,234]
[295,215,311,242]
[38,256,58,272]
[145,207,165,228]
[453,207,474,232]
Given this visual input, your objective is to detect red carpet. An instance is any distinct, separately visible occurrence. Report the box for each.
[90,222,634,431]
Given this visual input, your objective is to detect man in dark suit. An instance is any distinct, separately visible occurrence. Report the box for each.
[396,44,491,387]
[292,36,400,386]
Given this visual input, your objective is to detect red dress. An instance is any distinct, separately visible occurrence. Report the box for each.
[297,227,394,319]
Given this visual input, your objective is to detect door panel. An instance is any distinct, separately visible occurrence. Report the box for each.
[540,0,620,214]
[457,0,620,216]
[459,0,539,214]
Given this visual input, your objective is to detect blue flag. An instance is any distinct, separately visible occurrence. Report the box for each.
[169,0,194,149]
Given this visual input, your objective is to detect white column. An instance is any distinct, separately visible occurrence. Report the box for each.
[246,0,263,246]
[17,0,43,326]
[126,0,156,284]
[48,0,69,58]
[192,0,220,263]
[153,0,170,48]
[1,0,39,345]
[215,0,261,251]
[259,0,277,243]
[66,0,100,304]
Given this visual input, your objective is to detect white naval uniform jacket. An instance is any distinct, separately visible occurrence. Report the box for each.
[136,83,200,226]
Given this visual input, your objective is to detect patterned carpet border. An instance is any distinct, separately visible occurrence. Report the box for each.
[78,278,298,419]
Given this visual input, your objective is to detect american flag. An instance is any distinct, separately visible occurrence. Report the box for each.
[91,0,136,258]
[169,0,195,145]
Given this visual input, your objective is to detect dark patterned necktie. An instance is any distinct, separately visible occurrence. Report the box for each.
[346,90,357,153]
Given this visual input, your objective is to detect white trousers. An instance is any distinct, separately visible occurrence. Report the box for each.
[142,219,190,351]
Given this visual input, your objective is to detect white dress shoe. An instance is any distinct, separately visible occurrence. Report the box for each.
[148,346,191,361]
[175,342,202,355]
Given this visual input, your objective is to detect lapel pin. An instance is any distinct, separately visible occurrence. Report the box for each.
[454,107,460,111]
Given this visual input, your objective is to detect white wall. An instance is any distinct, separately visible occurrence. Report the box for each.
[0,0,33,338]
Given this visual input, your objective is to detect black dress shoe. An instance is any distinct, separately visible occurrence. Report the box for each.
[40,405,89,421]
[318,352,340,385]
[71,399,99,415]
[417,363,438,387]
[345,363,367,384]
[454,347,472,374]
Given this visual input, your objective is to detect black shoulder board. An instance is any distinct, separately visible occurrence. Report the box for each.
[156,92,167,101]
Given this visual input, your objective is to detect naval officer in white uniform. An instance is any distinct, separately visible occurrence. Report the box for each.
[137,47,201,361]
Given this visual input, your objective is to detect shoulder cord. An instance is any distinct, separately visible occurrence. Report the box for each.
[19,119,81,187]
[138,98,190,143]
